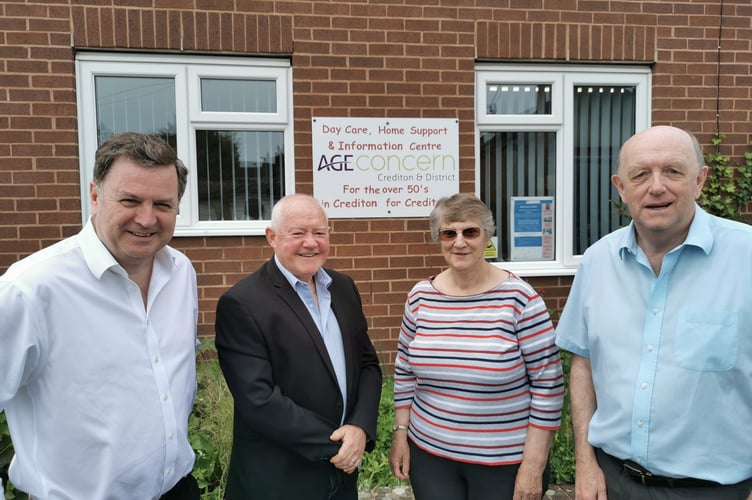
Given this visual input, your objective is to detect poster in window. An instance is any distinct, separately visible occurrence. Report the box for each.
[510,197,554,261]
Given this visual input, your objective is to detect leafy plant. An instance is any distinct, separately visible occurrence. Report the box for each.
[549,351,575,484]
[189,341,234,500]
[2,357,577,500]
[1,412,22,499]
[358,378,406,490]
[699,131,752,221]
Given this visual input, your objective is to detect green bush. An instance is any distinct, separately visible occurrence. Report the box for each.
[549,351,575,484]
[1,346,575,499]
[189,341,234,499]
[699,131,752,222]
[357,378,405,490]
[1,412,22,499]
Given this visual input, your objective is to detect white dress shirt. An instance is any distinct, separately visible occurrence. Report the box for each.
[0,220,198,499]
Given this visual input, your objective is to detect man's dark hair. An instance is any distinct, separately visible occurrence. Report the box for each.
[93,132,188,199]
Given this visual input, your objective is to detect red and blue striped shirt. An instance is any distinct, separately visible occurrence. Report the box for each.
[394,274,564,465]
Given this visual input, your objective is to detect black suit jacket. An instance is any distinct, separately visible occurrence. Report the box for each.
[215,258,382,500]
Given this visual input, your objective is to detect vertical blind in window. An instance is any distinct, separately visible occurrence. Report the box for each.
[196,130,284,221]
[94,76,177,148]
[572,86,635,255]
[200,79,276,113]
[480,131,556,261]
[486,84,552,115]
[94,74,286,223]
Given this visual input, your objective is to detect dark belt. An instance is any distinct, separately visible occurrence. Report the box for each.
[602,450,721,488]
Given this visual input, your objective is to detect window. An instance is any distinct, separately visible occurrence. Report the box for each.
[475,64,651,275]
[76,53,294,236]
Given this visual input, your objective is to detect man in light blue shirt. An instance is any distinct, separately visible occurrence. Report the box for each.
[556,126,752,500]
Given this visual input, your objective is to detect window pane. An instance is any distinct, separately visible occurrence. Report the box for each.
[201,79,277,113]
[196,130,284,221]
[480,131,556,261]
[94,76,176,147]
[572,86,635,255]
[486,83,552,115]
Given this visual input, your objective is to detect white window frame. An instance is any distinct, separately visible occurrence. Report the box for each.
[475,63,651,276]
[76,52,295,237]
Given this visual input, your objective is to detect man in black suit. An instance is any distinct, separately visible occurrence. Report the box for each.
[215,193,382,500]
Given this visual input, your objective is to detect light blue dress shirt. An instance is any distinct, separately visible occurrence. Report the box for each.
[274,255,348,423]
[556,206,752,484]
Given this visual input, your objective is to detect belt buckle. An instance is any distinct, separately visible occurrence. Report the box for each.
[622,461,653,486]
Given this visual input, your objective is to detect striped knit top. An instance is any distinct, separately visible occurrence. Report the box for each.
[393,274,564,465]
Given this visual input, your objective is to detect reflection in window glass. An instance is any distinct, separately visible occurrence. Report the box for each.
[196,130,285,221]
[94,76,176,147]
[572,86,635,255]
[486,83,551,115]
[201,79,276,113]
[480,131,556,261]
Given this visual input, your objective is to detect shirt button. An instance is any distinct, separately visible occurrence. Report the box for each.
[154,357,160,364]
[168,432,174,440]
[647,345,654,352]
[637,420,644,428]
[652,308,659,315]
[163,394,169,401]
[641,383,648,389]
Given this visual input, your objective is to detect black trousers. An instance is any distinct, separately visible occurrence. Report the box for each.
[596,448,752,500]
[160,473,201,500]
[408,440,550,500]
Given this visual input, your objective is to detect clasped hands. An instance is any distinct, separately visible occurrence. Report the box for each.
[329,424,366,474]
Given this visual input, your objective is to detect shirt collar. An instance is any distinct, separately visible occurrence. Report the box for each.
[617,204,713,259]
[274,254,332,290]
[77,219,175,279]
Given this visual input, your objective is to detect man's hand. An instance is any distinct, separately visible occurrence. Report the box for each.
[569,355,608,500]
[512,461,543,500]
[329,424,367,474]
[574,459,608,500]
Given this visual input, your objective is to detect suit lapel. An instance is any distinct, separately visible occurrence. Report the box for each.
[265,259,340,385]
[329,277,356,400]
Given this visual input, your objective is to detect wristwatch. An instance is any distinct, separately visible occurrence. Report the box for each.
[392,424,409,432]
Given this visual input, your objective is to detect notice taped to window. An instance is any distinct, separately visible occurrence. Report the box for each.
[312,117,459,218]
[510,197,555,261]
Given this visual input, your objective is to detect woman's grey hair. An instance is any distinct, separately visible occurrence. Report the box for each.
[93,132,189,199]
[428,193,496,241]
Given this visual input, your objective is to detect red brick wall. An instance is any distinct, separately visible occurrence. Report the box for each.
[1,1,750,371]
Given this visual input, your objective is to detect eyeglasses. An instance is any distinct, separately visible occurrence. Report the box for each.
[438,227,483,241]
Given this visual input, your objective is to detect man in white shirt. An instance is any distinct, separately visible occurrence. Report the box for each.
[0,132,199,499]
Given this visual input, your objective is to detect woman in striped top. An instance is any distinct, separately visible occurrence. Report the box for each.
[389,194,564,500]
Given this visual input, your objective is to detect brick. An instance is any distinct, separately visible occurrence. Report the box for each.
[1,0,750,373]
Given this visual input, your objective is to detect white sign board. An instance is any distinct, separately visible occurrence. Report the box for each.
[312,117,459,218]
[510,196,555,261]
